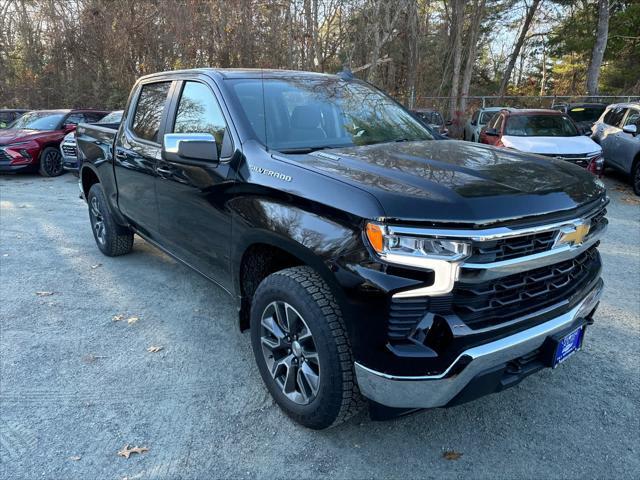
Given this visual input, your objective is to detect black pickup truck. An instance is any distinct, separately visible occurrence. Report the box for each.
[76,69,607,429]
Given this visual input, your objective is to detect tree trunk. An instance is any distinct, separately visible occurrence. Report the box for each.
[498,0,542,96]
[460,0,486,112]
[586,0,609,95]
[449,0,465,119]
[406,0,420,108]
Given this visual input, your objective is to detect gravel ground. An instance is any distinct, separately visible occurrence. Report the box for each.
[1,171,639,480]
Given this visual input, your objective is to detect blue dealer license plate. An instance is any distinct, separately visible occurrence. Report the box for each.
[553,327,584,367]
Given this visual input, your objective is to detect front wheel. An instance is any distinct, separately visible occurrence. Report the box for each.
[87,183,134,256]
[250,266,364,429]
[38,147,64,177]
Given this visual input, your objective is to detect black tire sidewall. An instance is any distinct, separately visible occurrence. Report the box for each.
[87,183,131,256]
[250,272,345,429]
[39,147,64,177]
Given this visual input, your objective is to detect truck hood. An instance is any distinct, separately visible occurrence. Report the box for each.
[282,140,605,224]
[0,129,47,145]
[501,135,601,155]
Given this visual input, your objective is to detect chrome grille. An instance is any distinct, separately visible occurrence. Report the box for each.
[469,230,557,263]
[61,145,77,157]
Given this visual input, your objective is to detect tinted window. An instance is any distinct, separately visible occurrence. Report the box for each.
[603,106,627,127]
[479,111,496,124]
[624,109,640,128]
[65,113,86,125]
[228,78,433,151]
[487,113,500,129]
[567,106,606,124]
[132,82,171,143]
[504,114,579,136]
[173,81,229,157]
[84,112,107,123]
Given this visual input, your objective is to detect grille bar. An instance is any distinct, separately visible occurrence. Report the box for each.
[453,247,600,330]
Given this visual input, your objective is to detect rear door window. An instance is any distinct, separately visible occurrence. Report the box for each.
[131,82,172,143]
[603,106,628,127]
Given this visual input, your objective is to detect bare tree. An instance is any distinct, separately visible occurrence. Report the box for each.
[449,0,465,119]
[586,0,609,95]
[498,0,542,96]
[460,0,486,112]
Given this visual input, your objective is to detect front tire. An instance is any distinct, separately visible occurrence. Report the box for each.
[87,183,134,256]
[250,266,364,429]
[38,147,64,177]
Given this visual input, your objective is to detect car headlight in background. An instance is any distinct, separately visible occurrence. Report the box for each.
[365,222,470,296]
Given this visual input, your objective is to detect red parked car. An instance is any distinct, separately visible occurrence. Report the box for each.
[479,109,604,175]
[0,109,109,176]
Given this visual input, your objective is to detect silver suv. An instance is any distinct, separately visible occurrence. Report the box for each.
[591,102,640,195]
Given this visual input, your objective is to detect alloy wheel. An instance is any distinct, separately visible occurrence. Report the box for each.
[260,301,321,405]
[90,196,106,245]
[43,149,63,176]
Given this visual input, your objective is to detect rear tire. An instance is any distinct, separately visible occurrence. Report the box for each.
[87,183,134,256]
[38,147,65,177]
[632,159,640,196]
[250,266,364,429]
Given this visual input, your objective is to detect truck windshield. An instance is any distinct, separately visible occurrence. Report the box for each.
[8,112,65,130]
[228,77,433,152]
[504,114,579,137]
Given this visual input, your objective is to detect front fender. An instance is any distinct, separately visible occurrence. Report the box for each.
[230,196,364,298]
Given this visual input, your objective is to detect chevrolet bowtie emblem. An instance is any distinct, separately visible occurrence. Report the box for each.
[555,222,590,248]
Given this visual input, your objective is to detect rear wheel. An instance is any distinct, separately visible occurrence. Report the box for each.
[250,266,364,429]
[632,159,640,196]
[87,183,134,256]
[38,147,64,177]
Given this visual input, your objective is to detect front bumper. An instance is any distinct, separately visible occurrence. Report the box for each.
[355,278,603,409]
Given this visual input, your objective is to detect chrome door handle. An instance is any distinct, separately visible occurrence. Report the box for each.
[156,166,172,175]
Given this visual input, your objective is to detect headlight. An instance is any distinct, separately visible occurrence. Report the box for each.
[365,223,470,262]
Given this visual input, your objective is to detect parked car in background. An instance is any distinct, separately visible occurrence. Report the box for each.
[411,108,449,136]
[463,107,511,142]
[0,109,29,128]
[591,102,640,195]
[61,110,123,174]
[552,103,608,133]
[480,109,604,175]
[0,109,109,176]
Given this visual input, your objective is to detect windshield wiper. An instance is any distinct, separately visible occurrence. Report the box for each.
[278,144,352,154]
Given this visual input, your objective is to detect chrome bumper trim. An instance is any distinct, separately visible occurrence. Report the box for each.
[356,280,603,409]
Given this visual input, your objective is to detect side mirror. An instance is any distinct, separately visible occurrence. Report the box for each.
[622,124,637,135]
[470,120,477,126]
[162,133,219,164]
[445,120,453,126]
[485,128,498,136]
[63,123,76,133]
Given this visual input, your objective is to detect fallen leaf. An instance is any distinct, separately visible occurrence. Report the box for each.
[35,291,54,297]
[112,314,125,321]
[91,263,102,269]
[69,455,81,461]
[127,316,139,325]
[146,345,163,353]
[117,444,149,459]
[442,450,463,461]
[82,354,107,363]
